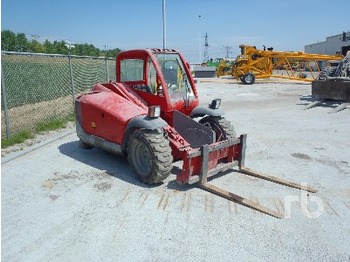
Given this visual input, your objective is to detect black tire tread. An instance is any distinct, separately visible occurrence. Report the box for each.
[199,116,236,141]
[216,117,237,139]
[127,129,172,184]
[241,72,255,85]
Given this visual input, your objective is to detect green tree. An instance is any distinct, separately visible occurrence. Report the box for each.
[2,30,121,56]
[43,40,53,53]
[29,39,45,53]
[1,30,16,51]
[15,33,29,52]
[106,48,122,58]
[53,41,68,55]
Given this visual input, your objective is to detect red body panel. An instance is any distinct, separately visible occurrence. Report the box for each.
[76,85,147,144]
[177,141,241,184]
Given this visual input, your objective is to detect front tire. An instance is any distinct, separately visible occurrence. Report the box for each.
[127,129,172,184]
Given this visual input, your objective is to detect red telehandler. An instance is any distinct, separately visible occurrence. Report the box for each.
[75,48,316,218]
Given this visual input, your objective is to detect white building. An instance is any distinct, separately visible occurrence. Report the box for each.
[305,31,350,56]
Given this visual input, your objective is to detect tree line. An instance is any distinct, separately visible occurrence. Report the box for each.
[1,30,121,57]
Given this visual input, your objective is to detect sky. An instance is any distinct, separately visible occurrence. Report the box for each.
[1,0,350,63]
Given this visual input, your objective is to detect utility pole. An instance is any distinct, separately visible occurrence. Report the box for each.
[204,32,209,62]
[198,15,202,63]
[223,45,232,59]
[162,0,166,49]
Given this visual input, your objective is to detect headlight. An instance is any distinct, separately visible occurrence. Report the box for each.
[148,105,161,118]
[209,98,221,109]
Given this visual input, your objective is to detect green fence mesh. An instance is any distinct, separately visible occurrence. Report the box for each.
[1,52,116,138]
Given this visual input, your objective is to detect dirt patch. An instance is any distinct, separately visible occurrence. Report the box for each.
[94,182,112,192]
[291,152,312,161]
[315,158,349,173]
[41,180,57,189]
[48,194,59,201]
[47,170,111,183]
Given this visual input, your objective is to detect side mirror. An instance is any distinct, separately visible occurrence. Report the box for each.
[209,98,221,109]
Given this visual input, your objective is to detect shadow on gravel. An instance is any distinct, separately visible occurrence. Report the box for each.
[59,141,235,191]
[298,95,322,107]
[298,95,343,108]
[58,141,159,188]
[299,95,316,104]
[166,167,234,192]
[166,179,197,192]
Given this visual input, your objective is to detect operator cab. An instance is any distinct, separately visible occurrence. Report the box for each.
[116,48,198,114]
[154,51,195,103]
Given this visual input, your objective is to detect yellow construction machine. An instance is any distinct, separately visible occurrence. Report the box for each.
[218,45,343,84]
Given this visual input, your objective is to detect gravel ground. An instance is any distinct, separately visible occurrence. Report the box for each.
[2,79,350,261]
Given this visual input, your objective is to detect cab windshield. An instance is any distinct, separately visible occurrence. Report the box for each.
[154,53,194,102]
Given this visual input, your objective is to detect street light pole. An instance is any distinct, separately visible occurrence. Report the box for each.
[198,15,202,63]
[162,0,166,49]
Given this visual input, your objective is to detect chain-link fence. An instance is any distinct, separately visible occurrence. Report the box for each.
[1,51,116,139]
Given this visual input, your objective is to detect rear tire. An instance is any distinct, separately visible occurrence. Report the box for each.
[127,129,172,184]
[199,116,236,141]
[241,72,255,85]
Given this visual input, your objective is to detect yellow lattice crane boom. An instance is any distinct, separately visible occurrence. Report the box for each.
[219,44,343,84]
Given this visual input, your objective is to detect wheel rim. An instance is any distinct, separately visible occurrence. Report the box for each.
[245,74,253,83]
[134,142,153,177]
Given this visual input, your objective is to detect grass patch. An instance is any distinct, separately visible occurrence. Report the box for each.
[1,114,75,149]
[1,130,34,148]
[35,113,75,133]
[35,118,67,133]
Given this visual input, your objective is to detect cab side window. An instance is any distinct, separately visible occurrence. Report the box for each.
[147,59,157,94]
[120,59,144,82]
